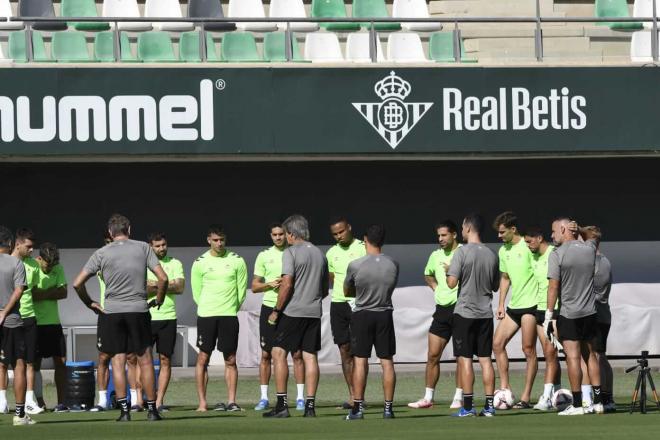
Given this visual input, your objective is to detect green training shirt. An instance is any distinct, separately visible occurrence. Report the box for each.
[253,246,285,308]
[147,255,184,321]
[424,245,461,307]
[33,263,67,325]
[498,238,539,310]
[19,257,39,319]
[532,245,557,311]
[326,239,367,302]
[191,250,248,317]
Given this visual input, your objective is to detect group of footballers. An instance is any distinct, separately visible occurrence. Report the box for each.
[0,209,613,425]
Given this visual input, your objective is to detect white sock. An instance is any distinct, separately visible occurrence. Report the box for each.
[98,390,108,408]
[582,385,593,406]
[424,387,435,401]
[35,371,43,399]
[130,389,138,404]
[0,389,7,405]
[543,383,554,399]
[296,384,305,401]
[260,385,268,401]
[26,390,36,404]
[453,388,463,401]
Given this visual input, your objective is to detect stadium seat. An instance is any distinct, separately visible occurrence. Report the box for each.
[137,31,178,62]
[145,0,193,32]
[304,32,344,62]
[630,30,658,61]
[312,0,361,32]
[263,32,304,61]
[62,0,110,31]
[220,32,262,62]
[179,31,220,62]
[9,30,51,62]
[94,31,138,62]
[345,32,385,62]
[0,0,25,30]
[228,0,277,32]
[18,0,68,31]
[102,0,152,31]
[634,0,660,29]
[429,32,477,63]
[392,0,442,32]
[270,0,319,32]
[353,0,401,31]
[387,32,430,62]
[188,0,236,31]
[595,0,642,30]
[52,31,94,62]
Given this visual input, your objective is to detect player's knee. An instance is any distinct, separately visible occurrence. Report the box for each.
[522,345,536,358]
[159,355,171,367]
[223,353,237,366]
[493,339,506,353]
[196,351,210,365]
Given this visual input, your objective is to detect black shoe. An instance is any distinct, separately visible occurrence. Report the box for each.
[214,403,227,412]
[147,410,162,421]
[383,410,395,419]
[262,407,290,418]
[116,411,131,422]
[303,407,316,417]
[226,403,243,412]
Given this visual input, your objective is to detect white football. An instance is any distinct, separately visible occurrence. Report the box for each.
[494,388,515,410]
[551,389,573,411]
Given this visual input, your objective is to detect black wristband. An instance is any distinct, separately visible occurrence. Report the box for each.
[272,308,281,314]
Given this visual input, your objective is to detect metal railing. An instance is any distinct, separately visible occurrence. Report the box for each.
[4,1,660,64]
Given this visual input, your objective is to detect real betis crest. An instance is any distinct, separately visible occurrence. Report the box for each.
[353,71,433,149]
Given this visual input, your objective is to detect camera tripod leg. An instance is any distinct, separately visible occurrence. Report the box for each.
[641,370,647,414]
[646,370,660,409]
[631,369,643,414]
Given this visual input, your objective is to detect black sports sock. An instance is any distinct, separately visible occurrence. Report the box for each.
[15,403,25,418]
[352,399,363,415]
[463,394,474,411]
[305,396,315,410]
[384,400,393,413]
[146,400,157,412]
[117,397,129,413]
[593,386,602,404]
[276,393,288,410]
[572,391,582,408]
[485,395,494,410]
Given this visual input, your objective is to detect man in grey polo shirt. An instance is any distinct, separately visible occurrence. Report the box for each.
[446,214,499,418]
[344,224,399,421]
[72,214,168,422]
[263,214,328,419]
[544,217,601,416]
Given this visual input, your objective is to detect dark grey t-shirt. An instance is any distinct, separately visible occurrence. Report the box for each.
[548,239,597,319]
[448,243,499,319]
[83,239,160,314]
[594,254,612,324]
[281,241,328,319]
[0,254,27,328]
[345,254,399,313]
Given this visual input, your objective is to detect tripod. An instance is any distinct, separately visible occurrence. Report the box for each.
[627,351,660,414]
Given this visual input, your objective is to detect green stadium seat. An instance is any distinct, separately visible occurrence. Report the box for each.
[8,31,52,62]
[62,0,110,31]
[221,32,262,62]
[312,0,361,31]
[429,32,477,63]
[52,31,94,62]
[137,31,178,62]
[263,32,305,62]
[179,31,220,62]
[94,31,138,62]
[353,0,401,31]
[595,0,642,30]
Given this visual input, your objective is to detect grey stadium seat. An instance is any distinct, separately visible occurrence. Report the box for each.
[188,0,236,32]
[18,0,68,31]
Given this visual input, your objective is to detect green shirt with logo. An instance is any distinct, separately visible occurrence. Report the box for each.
[253,246,285,308]
[424,245,461,307]
[147,255,184,321]
[326,239,367,302]
[191,250,248,317]
[33,263,67,325]
[498,238,539,310]
[532,245,556,311]
[19,257,39,319]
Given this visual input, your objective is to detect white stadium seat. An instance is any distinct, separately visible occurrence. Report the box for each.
[0,0,24,30]
[103,0,152,31]
[634,0,660,29]
[228,0,277,32]
[304,32,344,63]
[630,30,659,62]
[387,32,431,63]
[346,32,385,63]
[270,0,319,32]
[392,0,442,32]
[145,0,194,32]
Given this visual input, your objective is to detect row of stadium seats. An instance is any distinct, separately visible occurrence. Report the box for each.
[0,29,473,63]
[0,0,440,32]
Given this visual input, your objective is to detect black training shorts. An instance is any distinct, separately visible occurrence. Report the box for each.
[0,325,26,366]
[37,324,66,358]
[259,305,276,353]
[429,304,455,340]
[272,314,321,354]
[23,317,39,364]
[330,302,352,346]
[506,306,537,328]
[557,314,598,342]
[97,312,152,356]
[592,322,611,353]
[452,314,494,358]
[350,310,396,359]
[151,319,177,357]
[196,316,239,356]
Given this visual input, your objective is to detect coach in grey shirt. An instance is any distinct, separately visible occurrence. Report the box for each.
[264,215,328,419]
[0,253,26,329]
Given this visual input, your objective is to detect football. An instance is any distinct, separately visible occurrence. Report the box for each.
[494,389,515,410]
[552,389,574,412]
